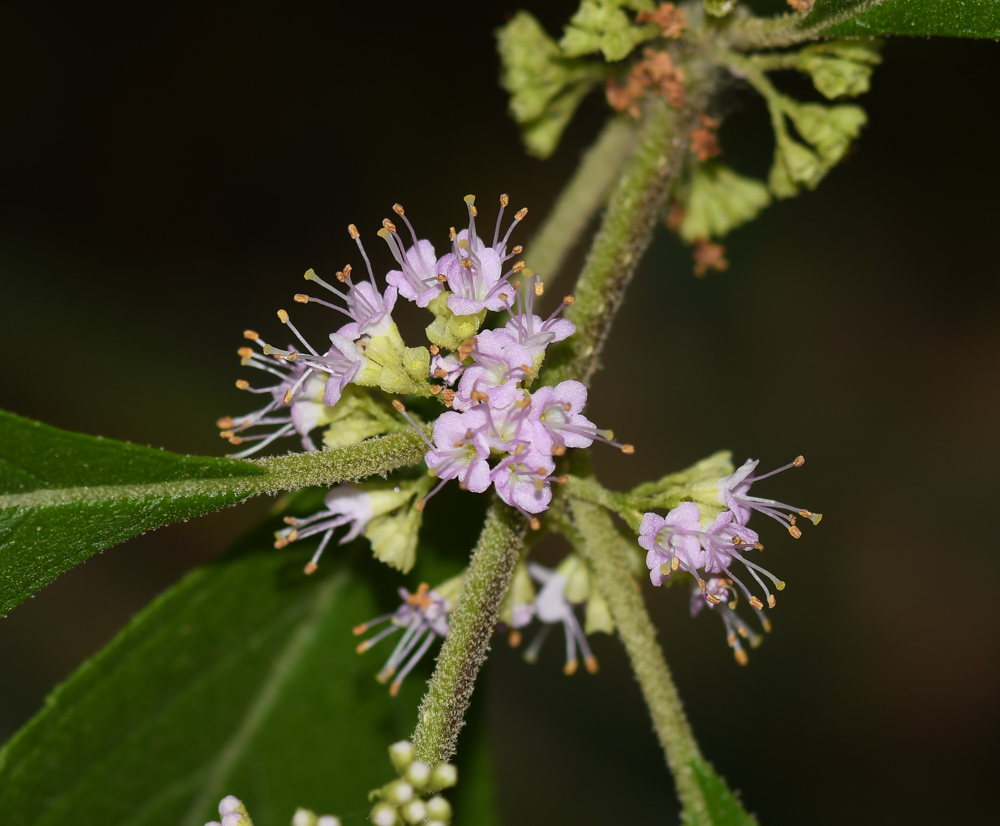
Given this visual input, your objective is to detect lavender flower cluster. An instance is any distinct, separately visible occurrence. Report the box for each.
[217,195,635,691]
[219,194,627,526]
[640,457,821,663]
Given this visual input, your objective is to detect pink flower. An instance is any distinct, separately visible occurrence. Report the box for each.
[453,330,533,412]
[719,456,821,536]
[522,563,598,675]
[442,195,528,316]
[354,583,452,696]
[380,204,445,308]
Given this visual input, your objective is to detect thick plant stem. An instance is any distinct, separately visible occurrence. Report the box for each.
[526,117,636,284]
[542,96,698,388]
[411,500,526,763]
[569,493,713,823]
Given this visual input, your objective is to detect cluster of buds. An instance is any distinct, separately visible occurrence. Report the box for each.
[369,741,457,826]
[639,456,821,663]
[203,796,340,826]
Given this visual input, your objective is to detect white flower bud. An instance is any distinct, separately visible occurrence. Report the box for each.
[292,809,317,826]
[428,762,457,790]
[384,780,415,806]
[400,800,427,825]
[316,817,341,826]
[370,803,399,826]
[219,797,242,816]
[388,740,416,773]
[425,795,452,823]
[403,759,431,789]
[221,813,245,826]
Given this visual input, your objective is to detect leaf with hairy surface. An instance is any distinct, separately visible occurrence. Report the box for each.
[0,494,498,826]
[0,410,427,616]
[813,0,1000,38]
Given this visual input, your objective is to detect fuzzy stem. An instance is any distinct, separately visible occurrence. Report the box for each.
[722,0,888,51]
[525,117,636,284]
[411,500,526,763]
[541,96,699,388]
[569,492,713,822]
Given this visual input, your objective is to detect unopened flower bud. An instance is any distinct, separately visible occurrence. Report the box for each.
[400,799,427,825]
[370,803,399,826]
[425,795,453,823]
[384,780,415,806]
[389,741,416,772]
[316,817,341,826]
[404,759,431,789]
[222,813,246,826]
[291,809,317,826]
[219,797,243,816]
[428,762,458,790]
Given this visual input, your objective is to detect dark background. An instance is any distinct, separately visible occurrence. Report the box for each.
[1,2,998,824]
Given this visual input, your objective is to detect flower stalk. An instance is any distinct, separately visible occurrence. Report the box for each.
[411,500,526,764]
[567,489,713,821]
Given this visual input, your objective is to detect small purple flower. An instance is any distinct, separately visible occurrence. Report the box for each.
[273,483,376,572]
[318,333,366,407]
[354,583,451,696]
[638,502,706,586]
[690,577,770,665]
[430,350,464,387]
[442,194,528,316]
[522,562,598,675]
[295,224,398,340]
[453,330,533,412]
[379,204,445,308]
[219,329,329,457]
[699,510,785,610]
[504,275,576,359]
[490,446,557,521]
[719,456,821,536]
[640,503,787,610]
[423,407,492,495]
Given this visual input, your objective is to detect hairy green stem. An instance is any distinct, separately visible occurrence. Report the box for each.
[542,96,700,388]
[412,501,526,763]
[569,493,712,822]
[722,0,888,51]
[526,117,636,284]
[412,72,709,770]
[0,432,429,512]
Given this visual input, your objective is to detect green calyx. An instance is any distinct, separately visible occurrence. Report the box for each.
[360,477,434,574]
[498,560,536,627]
[678,162,772,242]
[769,100,867,198]
[353,322,434,397]
[497,11,606,158]
[320,385,405,450]
[557,553,615,635]
[703,0,737,19]
[797,39,883,100]
[424,291,486,351]
[561,0,659,62]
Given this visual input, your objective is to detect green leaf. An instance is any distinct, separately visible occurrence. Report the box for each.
[0,410,428,616]
[0,502,498,826]
[685,757,757,826]
[813,0,1000,39]
[0,410,262,616]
